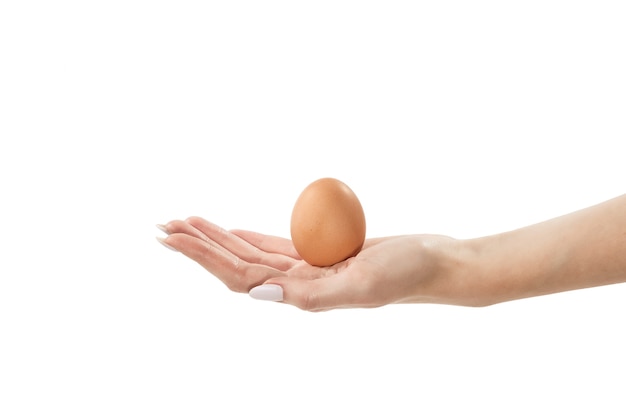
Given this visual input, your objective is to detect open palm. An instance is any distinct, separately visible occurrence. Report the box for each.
[159,216,453,311]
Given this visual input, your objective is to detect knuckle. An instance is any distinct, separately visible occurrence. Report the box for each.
[298,291,320,312]
[185,216,202,224]
[225,281,246,293]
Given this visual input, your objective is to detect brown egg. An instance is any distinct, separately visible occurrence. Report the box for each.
[290,177,366,266]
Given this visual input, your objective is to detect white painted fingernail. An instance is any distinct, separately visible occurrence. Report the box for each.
[156,224,169,234]
[249,284,283,302]
[156,236,177,252]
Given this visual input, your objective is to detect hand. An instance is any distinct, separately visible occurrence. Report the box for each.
[157,217,458,311]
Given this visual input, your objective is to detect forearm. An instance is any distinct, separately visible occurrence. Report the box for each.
[456,194,626,306]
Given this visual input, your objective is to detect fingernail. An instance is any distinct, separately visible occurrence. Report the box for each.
[156,236,177,252]
[156,224,169,234]
[249,284,283,302]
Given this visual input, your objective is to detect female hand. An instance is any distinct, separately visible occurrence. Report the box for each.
[157,216,459,312]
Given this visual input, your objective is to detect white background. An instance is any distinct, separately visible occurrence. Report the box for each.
[1,1,625,416]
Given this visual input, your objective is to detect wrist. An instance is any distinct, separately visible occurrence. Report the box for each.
[428,235,510,307]
[402,235,497,307]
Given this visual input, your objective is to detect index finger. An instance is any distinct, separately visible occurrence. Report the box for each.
[230,229,301,259]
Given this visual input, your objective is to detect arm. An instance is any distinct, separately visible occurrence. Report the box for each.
[449,194,626,306]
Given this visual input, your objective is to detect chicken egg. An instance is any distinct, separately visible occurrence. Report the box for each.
[290,177,366,266]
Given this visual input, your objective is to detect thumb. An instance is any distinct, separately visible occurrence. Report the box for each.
[249,274,356,312]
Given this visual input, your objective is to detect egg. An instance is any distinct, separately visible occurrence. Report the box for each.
[290,177,366,266]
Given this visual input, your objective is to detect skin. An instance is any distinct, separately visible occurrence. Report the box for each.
[158,194,626,312]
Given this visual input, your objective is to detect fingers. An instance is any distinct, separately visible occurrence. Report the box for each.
[163,217,298,271]
[163,232,286,293]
